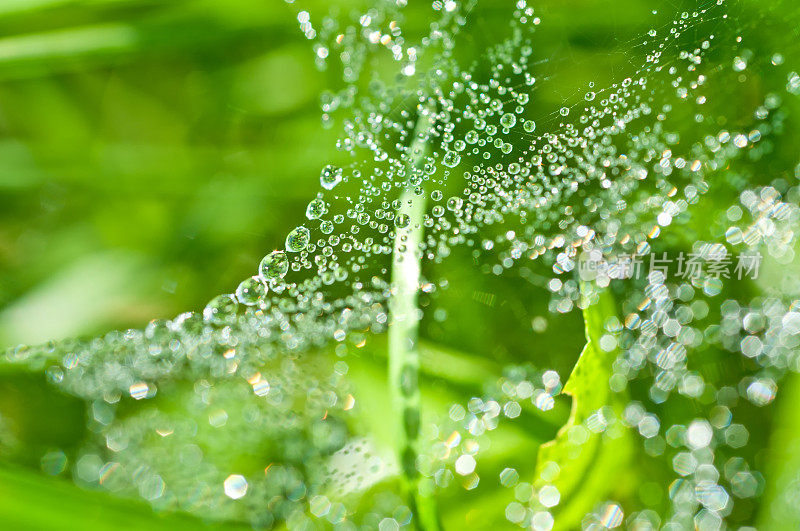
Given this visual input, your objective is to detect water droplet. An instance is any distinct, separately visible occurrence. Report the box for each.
[286,226,311,252]
[600,503,624,528]
[306,198,327,220]
[144,319,170,341]
[41,450,68,476]
[129,382,150,400]
[203,293,239,323]
[259,250,289,281]
[454,454,476,475]
[499,468,519,487]
[500,113,517,128]
[224,474,248,499]
[446,197,463,211]
[171,311,204,334]
[235,276,267,306]
[320,165,343,190]
[443,151,461,168]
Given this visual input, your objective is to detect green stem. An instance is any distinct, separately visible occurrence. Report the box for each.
[388,103,440,531]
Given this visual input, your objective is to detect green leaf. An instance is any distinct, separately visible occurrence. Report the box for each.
[758,373,800,528]
[533,285,633,529]
[0,465,246,530]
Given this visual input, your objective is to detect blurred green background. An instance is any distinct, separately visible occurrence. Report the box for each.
[0,0,344,348]
[0,0,706,349]
[0,0,798,529]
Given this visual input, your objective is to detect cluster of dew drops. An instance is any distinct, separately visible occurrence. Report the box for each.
[4,0,800,529]
[279,1,800,529]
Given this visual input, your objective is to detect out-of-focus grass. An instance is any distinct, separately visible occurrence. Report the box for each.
[0,0,798,528]
[0,0,687,347]
[0,464,251,531]
[0,0,340,346]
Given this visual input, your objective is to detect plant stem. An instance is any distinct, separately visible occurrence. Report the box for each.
[389,103,440,531]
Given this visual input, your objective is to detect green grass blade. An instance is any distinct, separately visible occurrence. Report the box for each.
[533,284,633,528]
[0,465,246,530]
[388,103,441,531]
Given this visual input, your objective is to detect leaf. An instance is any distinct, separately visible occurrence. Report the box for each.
[0,465,246,530]
[757,241,800,529]
[758,373,800,528]
[533,285,633,528]
[339,337,567,528]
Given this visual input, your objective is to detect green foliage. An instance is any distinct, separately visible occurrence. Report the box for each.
[534,287,633,528]
[0,0,799,529]
[0,465,246,530]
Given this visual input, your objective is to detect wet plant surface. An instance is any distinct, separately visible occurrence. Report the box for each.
[0,0,800,529]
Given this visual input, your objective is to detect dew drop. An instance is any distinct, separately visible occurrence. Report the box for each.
[320,164,343,190]
[446,197,463,211]
[129,382,150,400]
[235,276,267,306]
[500,113,517,129]
[203,294,239,323]
[259,250,289,281]
[320,220,334,234]
[306,198,327,220]
[286,226,311,252]
[224,474,248,499]
[443,151,461,168]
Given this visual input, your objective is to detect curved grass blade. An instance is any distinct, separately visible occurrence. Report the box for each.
[388,103,441,530]
[533,284,633,528]
[0,465,247,530]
